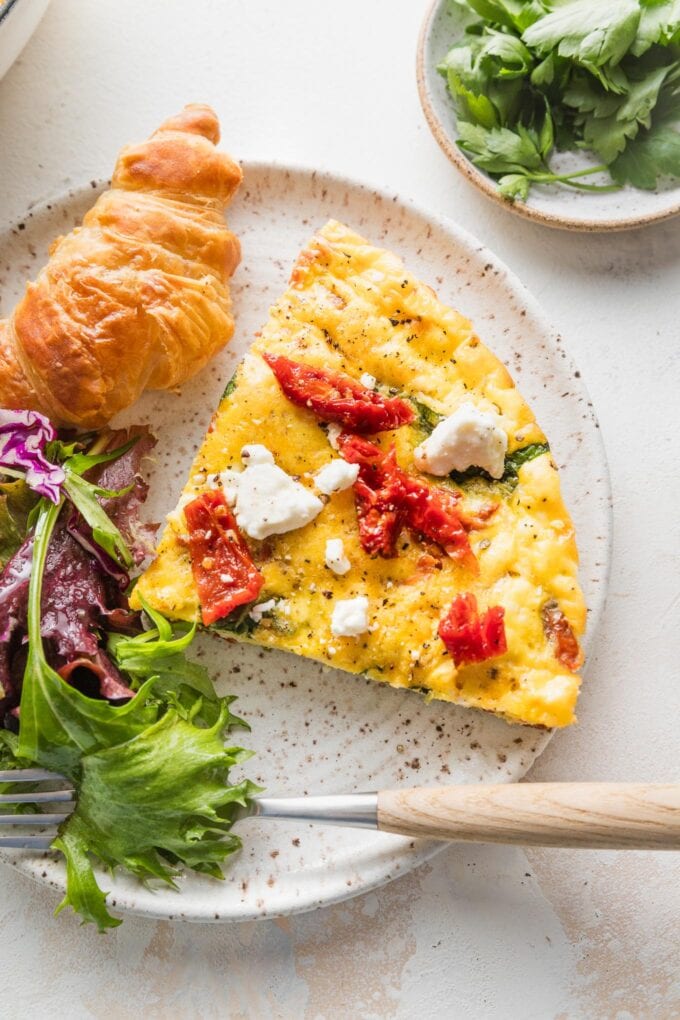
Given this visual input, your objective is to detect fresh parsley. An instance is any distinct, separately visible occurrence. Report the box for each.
[439,0,680,197]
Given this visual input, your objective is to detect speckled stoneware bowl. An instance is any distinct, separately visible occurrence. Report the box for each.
[0,164,611,922]
[0,0,50,81]
[417,0,680,232]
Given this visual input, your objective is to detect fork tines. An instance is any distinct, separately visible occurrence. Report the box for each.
[0,768,74,850]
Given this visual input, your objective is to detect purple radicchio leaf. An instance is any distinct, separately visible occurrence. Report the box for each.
[58,652,134,701]
[0,517,136,713]
[0,409,64,503]
[0,534,33,710]
[66,511,130,591]
[97,427,158,565]
[0,424,158,714]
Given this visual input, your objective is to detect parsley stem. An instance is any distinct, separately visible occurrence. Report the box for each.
[525,163,622,193]
[561,179,622,193]
[529,164,612,184]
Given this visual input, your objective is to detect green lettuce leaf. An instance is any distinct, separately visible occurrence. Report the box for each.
[63,469,134,570]
[15,496,258,931]
[53,702,258,932]
[108,595,216,704]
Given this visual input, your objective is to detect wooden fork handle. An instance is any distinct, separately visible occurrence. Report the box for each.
[377,783,680,849]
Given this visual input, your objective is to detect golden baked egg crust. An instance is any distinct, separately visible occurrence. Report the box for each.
[134,220,586,729]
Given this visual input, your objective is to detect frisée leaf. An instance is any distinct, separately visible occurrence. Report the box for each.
[53,701,258,931]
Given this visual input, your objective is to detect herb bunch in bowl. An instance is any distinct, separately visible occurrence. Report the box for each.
[438,0,680,199]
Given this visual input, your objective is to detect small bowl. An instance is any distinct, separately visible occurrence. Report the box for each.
[417,0,680,232]
[0,0,50,82]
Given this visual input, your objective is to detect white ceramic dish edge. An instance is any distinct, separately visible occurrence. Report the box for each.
[0,0,50,82]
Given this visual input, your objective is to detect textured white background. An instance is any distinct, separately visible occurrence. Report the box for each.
[0,1,678,1017]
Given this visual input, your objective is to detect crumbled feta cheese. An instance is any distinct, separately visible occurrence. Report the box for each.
[218,446,323,540]
[315,459,359,495]
[331,596,370,637]
[241,444,275,466]
[541,674,578,705]
[360,372,377,389]
[249,598,278,623]
[325,538,351,575]
[414,402,507,479]
[326,423,342,451]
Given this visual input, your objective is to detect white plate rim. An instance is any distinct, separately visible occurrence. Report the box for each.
[0,160,612,923]
[416,0,680,233]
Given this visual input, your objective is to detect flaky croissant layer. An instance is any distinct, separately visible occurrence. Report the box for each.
[0,104,243,428]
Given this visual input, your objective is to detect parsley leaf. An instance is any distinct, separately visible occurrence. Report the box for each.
[498,173,532,200]
[567,64,673,163]
[610,122,680,187]
[632,0,680,56]
[522,1,641,69]
[457,120,546,174]
[466,0,545,33]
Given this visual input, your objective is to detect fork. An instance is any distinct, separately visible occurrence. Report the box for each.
[1,771,679,851]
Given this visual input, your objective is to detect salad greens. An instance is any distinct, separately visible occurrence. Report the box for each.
[0,417,257,931]
[439,0,680,197]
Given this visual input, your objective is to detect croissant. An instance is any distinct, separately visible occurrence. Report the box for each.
[0,104,243,428]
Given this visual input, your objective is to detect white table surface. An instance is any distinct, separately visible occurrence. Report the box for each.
[0,1,678,1017]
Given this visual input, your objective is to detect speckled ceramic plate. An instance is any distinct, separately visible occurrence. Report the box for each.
[417,0,680,232]
[0,163,611,922]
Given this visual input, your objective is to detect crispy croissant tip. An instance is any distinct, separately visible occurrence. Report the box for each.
[155,103,221,145]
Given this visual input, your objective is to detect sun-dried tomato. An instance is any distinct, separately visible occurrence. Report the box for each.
[438,593,507,666]
[542,600,583,672]
[338,433,485,564]
[262,353,414,432]
[185,490,264,626]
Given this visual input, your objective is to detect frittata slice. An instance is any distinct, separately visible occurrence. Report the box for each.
[134,220,586,728]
